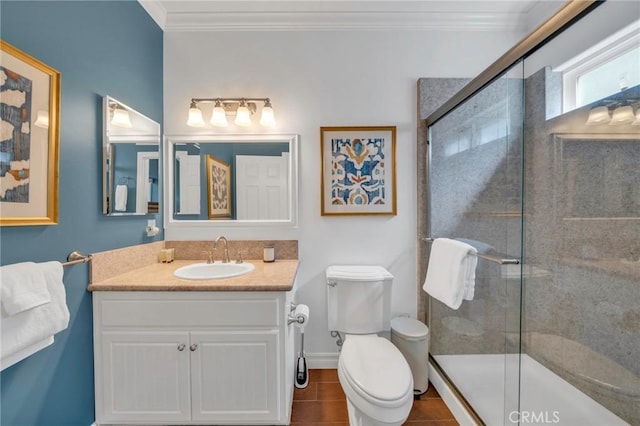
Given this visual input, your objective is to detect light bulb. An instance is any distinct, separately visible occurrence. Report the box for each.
[234,104,252,127]
[610,105,634,125]
[210,102,228,127]
[186,105,205,127]
[34,110,49,129]
[111,107,133,128]
[260,105,276,127]
[585,106,610,125]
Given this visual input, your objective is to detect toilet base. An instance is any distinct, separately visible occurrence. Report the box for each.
[345,398,407,426]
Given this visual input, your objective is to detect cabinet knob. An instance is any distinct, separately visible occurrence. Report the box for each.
[190,344,198,351]
[177,344,186,351]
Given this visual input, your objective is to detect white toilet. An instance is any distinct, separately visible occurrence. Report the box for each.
[326,265,414,426]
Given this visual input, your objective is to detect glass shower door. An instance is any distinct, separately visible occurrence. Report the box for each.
[427,61,524,425]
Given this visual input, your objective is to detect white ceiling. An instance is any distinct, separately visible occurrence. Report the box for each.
[139,0,564,32]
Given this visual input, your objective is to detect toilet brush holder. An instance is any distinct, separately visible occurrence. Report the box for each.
[295,331,309,389]
[290,303,310,389]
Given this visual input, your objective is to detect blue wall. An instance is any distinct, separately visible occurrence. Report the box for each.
[0,1,163,424]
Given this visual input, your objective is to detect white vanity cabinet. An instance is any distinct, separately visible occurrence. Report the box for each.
[93,290,296,425]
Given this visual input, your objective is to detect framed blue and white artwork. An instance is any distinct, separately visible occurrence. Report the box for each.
[320,126,397,216]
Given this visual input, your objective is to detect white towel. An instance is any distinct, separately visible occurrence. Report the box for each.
[456,238,496,301]
[1,261,70,370]
[1,337,54,371]
[423,238,478,310]
[0,261,51,316]
[115,184,128,211]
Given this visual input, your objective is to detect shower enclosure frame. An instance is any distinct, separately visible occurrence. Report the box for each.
[418,1,603,423]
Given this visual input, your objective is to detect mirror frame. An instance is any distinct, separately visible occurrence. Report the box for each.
[102,96,161,216]
[163,134,299,232]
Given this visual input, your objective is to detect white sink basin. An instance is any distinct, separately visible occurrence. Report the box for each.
[174,262,255,280]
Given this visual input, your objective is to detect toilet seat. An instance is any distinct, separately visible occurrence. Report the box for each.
[338,335,414,423]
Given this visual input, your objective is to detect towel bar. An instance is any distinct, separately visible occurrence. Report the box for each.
[421,238,520,265]
[62,251,92,267]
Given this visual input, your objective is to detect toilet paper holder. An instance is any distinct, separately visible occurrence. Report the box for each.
[288,314,305,326]
[287,302,308,326]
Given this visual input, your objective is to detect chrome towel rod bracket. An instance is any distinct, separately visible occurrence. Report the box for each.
[63,251,93,267]
[421,238,520,265]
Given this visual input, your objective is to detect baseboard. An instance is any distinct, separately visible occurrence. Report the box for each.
[306,352,339,369]
[429,359,479,426]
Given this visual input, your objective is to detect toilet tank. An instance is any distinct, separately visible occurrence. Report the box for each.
[326,265,394,334]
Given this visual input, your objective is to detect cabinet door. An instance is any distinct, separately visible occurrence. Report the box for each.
[100,331,191,423]
[190,330,280,423]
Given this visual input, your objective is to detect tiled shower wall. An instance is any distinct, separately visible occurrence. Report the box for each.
[522,69,639,423]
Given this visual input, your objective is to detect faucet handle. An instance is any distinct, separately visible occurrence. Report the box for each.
[236,250,249,264]
[201,250,213,264]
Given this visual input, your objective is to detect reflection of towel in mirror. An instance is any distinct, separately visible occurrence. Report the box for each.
[115,184,128,211]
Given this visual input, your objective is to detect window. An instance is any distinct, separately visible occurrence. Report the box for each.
[556,20,640,112]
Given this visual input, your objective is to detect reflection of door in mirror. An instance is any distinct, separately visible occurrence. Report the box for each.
[103,96,161,216]
[136,152,159,214]
[236,154,289,220]
[109,144,158,214]
[171,141,292,221]
[175,150,201,215]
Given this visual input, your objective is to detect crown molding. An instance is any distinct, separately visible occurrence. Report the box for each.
[163,11,526,32]
[139,0,168,29]
[139,1,539,32]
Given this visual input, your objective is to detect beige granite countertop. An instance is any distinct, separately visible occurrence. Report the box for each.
[88,259,299,292]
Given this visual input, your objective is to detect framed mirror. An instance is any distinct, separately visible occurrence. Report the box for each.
[102,96,161,216]
[164,134,299,230]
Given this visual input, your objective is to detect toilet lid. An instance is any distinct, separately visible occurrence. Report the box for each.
[339,336,412,404]
[326,265,394,281]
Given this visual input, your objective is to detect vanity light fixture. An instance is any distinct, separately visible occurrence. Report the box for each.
[186,97,276,128]
[585,99,639,126]
[111,104,133,128]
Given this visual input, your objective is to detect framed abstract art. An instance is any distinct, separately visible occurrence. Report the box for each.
[206,154,231,218]
[320,126,397,216]
[0,40,60,226]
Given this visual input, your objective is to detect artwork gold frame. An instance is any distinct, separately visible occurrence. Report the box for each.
[320,126,397,216]
[0,40,60,226]
[206,154,231,218]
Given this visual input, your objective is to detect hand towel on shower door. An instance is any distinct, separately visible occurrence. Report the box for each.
[423,238,478,310]
[115,184,128,211]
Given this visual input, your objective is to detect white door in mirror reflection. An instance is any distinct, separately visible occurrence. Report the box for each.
[176,152,201,214]
[236,154,289,220]
[136,152,159,214]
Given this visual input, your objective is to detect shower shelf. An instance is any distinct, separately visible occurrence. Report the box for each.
[421,238,520,265]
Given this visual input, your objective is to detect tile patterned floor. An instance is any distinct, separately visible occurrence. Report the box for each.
[291,369,458,425]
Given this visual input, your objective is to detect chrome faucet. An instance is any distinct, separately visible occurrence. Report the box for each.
[214,236,230,263]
